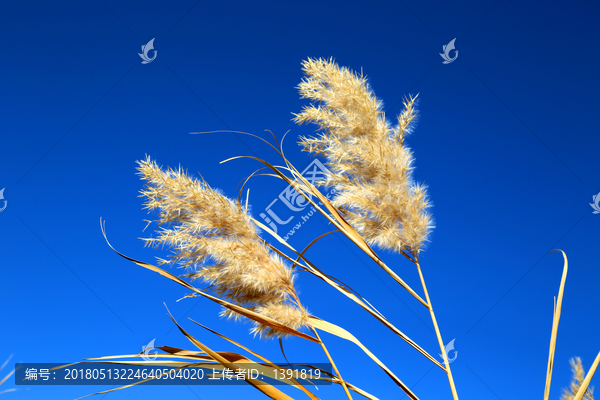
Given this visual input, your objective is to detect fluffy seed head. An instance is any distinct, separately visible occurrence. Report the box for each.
[293,57,434,256]
[561,357,595,400]
[137,156,308,338]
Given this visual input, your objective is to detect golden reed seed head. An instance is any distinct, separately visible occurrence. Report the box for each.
[561,357,595,400]
[137,157,308,338]
[293,57,434,256]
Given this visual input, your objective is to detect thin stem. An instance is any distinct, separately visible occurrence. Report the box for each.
[416,261,459,400]
[311,326,353,400]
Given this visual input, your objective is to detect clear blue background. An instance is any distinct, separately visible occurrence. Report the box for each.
[1,1,599,399]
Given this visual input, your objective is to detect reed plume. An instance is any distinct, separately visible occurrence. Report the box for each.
[562,357,595,400]
[293,57,434,257]
[137,156,308,338]
[294,57,460,400]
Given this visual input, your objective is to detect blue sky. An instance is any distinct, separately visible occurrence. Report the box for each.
[1,0,599,399]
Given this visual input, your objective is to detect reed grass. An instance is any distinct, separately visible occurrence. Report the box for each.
[89,58,451,399]
[292,57,457,399]
[54,58,598,400]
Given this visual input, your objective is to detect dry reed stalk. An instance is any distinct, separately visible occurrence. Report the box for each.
[572,353,600,400]
[544,250,569,400]
[542,251,599,400]
[415,261,459,399]
[293,57,458,400]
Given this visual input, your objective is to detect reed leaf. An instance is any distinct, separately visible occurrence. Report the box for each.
[544,249,569,400]
[222,154,428,308]
[309,317,419,400]
[253,216,444,370]
[101,219,319,344]
[189,320,321,400]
